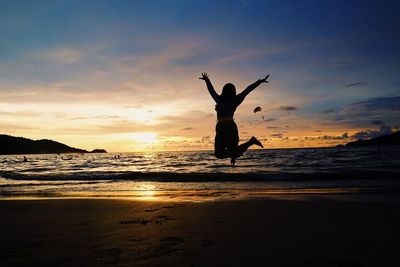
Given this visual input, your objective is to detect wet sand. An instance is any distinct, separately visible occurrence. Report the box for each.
[0,197,399,266]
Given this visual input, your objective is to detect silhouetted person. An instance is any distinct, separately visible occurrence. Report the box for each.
[200,72,269,165]
[23,156,28,162]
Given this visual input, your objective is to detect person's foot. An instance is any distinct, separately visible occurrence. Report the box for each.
[250,136,263,148]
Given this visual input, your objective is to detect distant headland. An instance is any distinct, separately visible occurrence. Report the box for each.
[338,131,400,148]
[0,134,107,155]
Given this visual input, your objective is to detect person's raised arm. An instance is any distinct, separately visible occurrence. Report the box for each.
[199,72,219,103]
[235,74,269,106]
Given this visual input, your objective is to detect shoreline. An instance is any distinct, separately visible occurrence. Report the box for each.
[2,186,400,202]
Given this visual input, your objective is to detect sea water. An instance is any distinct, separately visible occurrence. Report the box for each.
[1,147,400,200]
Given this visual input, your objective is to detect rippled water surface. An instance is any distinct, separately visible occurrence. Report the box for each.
[1,147,400,199]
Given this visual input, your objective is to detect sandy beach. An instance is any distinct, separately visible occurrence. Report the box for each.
[1,196,399,266]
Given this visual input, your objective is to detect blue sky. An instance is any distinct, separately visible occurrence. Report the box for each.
[0,0,399,151]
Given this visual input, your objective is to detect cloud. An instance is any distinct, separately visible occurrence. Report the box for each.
[0,24,396,151]
[157,110,211,124]
[304,132,349,140]
[339,96,400,129]
[0,122,33,131]
[67,115,122,120]
[321,108,335,114]
[345,82,368,88]
[0,110,40,117]
[201,136,210,143]
[266,124,290,130]
[56,119,150,135]
[371,119,384,125]
[270,133,283,138]
[350,96,400,111]
[352,125,394,140]
[263,117,277,122]
[276,106,297,112]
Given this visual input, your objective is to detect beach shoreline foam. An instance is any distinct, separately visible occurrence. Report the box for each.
[2,174,400,202]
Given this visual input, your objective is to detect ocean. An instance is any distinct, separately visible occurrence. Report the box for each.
[1,147,400,200]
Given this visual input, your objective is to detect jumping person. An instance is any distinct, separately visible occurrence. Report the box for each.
[200,72,269,165]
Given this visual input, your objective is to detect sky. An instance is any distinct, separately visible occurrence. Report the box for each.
[0,0,399,152]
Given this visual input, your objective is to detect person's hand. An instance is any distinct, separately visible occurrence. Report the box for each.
[199,72,210,81]
[258,74,270,84]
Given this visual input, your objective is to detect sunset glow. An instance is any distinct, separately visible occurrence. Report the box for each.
[0,1,399,152]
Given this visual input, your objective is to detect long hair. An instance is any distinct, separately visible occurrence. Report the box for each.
[220,83,236,102]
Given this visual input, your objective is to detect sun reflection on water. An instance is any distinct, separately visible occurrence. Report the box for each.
[135,182,159,201]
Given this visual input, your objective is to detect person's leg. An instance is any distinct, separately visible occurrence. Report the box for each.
[237,136,263,156]
[214,123,229,159]
[225,121,240,165]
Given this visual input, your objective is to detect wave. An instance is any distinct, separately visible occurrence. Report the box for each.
[1,169,399,182]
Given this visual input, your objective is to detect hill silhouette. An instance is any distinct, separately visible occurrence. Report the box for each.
[90,149,107,153]
[344,131,400,147]
[0,134,93,155]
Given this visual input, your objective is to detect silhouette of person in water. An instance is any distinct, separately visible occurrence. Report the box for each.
[200,72,269,165]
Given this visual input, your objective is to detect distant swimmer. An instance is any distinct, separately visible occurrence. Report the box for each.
[23,156,28,162]
[200,72,269,165]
